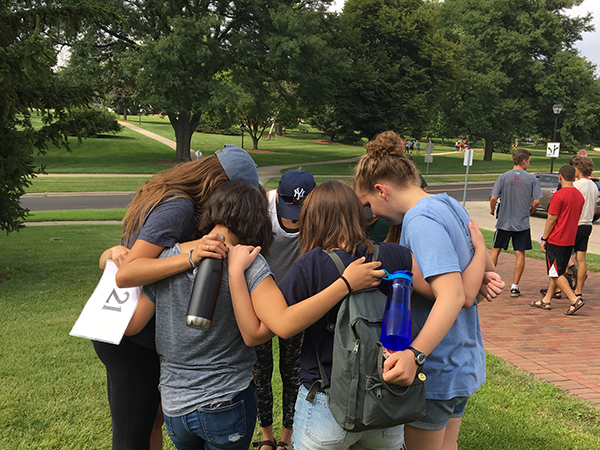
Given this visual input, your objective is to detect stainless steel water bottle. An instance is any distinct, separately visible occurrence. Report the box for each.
[185,254,224,330]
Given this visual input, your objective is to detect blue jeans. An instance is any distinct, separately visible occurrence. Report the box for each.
[292,385,404,450]
[163,384,257,450]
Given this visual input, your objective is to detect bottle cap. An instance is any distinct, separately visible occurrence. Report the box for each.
[382,269,413,283]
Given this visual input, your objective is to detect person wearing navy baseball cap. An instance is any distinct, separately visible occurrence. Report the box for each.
[276,170,317,221]
[253,169,315,450]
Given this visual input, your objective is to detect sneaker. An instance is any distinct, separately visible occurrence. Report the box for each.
[510,288,521,297]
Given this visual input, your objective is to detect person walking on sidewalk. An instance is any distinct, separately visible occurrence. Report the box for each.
[489,149,542,297]
[530,165,585,315]
[570,156,598,298]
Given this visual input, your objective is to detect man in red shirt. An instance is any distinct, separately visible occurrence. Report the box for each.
[530,165,585,315]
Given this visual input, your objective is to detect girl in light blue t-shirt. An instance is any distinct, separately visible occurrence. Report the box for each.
[354,131,503,450]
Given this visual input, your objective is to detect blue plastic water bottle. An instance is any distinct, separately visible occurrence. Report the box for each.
[381,270,413,353]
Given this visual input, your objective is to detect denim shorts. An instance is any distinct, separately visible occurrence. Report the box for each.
[292,385,404,450]
[408,397,469,431]
[163,383,257,450]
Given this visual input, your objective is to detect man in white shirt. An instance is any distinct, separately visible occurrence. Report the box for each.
[570,156,598,298]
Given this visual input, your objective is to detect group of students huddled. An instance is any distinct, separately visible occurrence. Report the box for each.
[94,131,505,450]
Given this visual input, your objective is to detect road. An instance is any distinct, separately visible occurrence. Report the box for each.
[21,181,496,211]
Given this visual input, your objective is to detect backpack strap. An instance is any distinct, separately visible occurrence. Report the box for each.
[326,244,380,276]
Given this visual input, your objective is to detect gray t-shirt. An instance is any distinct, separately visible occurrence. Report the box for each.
[144,244,272,416]
[491,169,542,232]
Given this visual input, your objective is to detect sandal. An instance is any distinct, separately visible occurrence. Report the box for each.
[253,441,277,450]
[277,441,293,450]
[540,288,561,299]
[529,300,551,310]
[566,298,585,315]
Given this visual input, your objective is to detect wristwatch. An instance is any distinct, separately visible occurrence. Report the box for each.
[408,346,427,366]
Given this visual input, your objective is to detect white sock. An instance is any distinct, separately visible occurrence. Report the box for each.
[511,284,518,290]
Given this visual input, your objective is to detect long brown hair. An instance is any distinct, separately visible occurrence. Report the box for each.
[299,180,373,256]
[354,130,421,194]
[122,155,227,246]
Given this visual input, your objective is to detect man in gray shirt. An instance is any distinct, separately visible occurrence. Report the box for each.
[490,149,542,297]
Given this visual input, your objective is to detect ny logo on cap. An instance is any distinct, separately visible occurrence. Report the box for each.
[294,187,306,201]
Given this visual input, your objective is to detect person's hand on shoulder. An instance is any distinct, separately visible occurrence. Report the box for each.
[341,257,384,292]
[228,245,261,273]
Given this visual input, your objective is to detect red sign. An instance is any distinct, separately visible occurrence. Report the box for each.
[578,150,588,157]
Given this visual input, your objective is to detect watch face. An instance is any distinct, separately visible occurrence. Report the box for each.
[416,353,426,366]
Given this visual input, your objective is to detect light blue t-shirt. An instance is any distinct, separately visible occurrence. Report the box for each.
[399,194,486,400]
[144,244,272,416]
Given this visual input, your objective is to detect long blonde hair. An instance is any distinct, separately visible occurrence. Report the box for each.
[354,130,420,194]
[122,155,227,246]
[299,180,373,256]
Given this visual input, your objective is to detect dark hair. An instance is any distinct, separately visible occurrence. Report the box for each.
[299,180,373,256]
[512,149,531,166]
[559,165,576,182]
[354,130,421,193]
[198,181,273,256]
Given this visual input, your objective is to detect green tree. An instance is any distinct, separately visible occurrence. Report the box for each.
[326,0,457,140]
[0,1,116,233]
[439,0,595,159]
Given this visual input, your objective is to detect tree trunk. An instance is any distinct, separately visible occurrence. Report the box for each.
[123,105,127,121]
[484,137,494,161]
[169,112,202,162]
[275,123,283,136]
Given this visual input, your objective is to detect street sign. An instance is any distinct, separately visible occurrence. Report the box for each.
[546,142,560,158]
[424,154,433,163]
[578,149,588,157]
[463,149,473,166]
[425,140,435,155]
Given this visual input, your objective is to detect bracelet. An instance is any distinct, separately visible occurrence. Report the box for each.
[541,237,548,242]
[340,275,352,294]
[189,249,199,270]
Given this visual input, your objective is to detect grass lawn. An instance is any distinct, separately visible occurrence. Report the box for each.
[2,225,600,449]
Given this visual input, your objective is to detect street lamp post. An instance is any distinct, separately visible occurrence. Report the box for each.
[550,103,563,173]
[240,125,246,150]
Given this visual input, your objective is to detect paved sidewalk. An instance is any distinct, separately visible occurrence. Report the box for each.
[480,252,600,405]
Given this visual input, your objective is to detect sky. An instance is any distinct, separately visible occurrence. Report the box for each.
[569,0,600,74]
[328,0,600,74]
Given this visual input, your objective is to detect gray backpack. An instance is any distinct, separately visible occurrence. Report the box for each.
[307,246,427,432]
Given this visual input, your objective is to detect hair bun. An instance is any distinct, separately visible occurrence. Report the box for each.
[365,131,405,157]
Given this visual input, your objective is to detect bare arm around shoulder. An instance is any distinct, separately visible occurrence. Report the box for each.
[113,234,228,288]
[227,246,275,347]
[411,221,504,307]
[228,245,385,339]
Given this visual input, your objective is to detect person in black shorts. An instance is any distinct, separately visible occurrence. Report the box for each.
[530,166,585,315]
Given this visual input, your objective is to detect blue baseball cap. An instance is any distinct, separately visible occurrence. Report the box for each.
[277,170,316,220]
[215,144,259,187]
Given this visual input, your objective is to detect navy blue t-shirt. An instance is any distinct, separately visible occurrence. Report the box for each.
[122,196,196,348]
[280,242,412,389]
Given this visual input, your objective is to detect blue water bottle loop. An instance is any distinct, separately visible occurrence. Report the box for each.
[382,269,413,282]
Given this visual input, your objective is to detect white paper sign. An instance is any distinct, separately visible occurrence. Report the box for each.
[70,260,141,345]
[547,142,560,158]
[463,149,474,166]
[424,154,433,163]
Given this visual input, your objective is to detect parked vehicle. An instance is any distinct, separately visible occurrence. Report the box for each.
[533,172,600,222]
